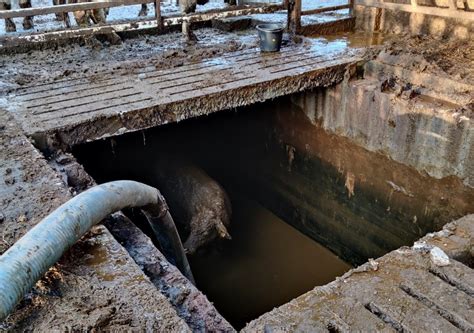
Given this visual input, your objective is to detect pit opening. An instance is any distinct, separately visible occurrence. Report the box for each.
[73,93,472,329]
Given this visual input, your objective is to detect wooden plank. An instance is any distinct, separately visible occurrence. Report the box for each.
[448,0,458,10]
[0,3,279,20]
[0,0,153,19]
[301,4,350,15]
[164,4,282,25]
[355,0,474,20]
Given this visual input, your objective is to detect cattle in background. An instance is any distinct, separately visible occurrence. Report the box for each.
[53,0,107,28]
[138,0,209,18]
[1,0,34,32]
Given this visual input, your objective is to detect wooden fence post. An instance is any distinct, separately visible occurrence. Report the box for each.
[287,0,301,34]
[155,0,162,31]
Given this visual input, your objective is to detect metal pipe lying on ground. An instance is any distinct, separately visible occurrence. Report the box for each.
[0,180,193,321]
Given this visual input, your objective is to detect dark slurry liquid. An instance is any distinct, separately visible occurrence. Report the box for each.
[189,195,351,329]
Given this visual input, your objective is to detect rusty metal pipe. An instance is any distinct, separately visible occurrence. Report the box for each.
[0,180,192,321]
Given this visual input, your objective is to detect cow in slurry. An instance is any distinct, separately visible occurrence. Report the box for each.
[151,160,232,255]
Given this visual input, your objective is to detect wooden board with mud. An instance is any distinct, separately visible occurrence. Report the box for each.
[1,40,362,148]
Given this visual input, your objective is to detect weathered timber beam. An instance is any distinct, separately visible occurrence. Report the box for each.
[301,4,350,15]
[356,0,474,20]
[165,4,282,24]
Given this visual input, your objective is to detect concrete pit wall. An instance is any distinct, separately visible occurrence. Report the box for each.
[216,61,473,265]
[291,73,473,189]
